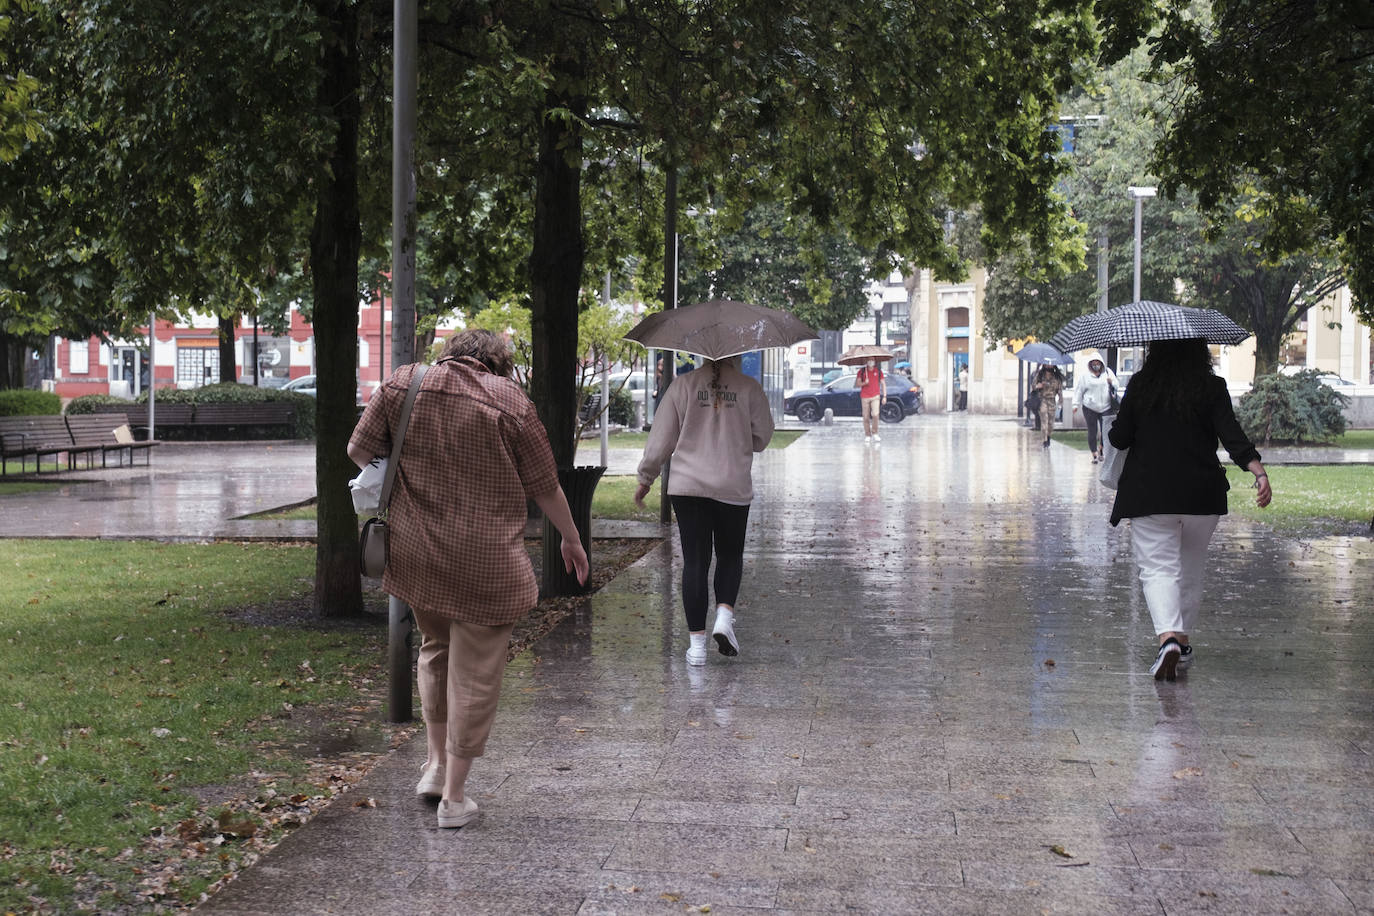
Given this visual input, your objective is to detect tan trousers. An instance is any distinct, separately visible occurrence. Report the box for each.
[413,609,514,759]
[860,395,881,435]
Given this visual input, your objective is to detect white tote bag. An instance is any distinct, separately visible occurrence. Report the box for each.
[1099,414,1128,489]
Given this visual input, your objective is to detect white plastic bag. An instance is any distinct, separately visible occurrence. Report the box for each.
[1099,415,1128,489]
[349,458,387,513]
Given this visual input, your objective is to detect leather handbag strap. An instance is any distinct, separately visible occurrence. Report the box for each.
[378,365,428,515]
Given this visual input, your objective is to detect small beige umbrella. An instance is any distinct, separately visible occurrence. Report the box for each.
[623,299,817,360]
[837,345,894,366]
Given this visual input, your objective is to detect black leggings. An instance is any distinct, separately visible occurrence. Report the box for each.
[1083,405,1106,454]
[671,496,750,632]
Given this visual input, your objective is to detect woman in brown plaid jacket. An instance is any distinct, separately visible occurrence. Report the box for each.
[349,329,588,829]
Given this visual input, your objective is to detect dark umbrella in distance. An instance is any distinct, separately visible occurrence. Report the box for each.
[623,299,817,361]
[1050,300,1250,352]
[1013,342,1075,365]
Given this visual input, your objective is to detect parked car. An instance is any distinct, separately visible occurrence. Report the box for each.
[281,374,317,397]
[280,374,363,403]
[784,373,923,423]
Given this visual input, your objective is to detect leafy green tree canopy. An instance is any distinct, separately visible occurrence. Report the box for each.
[1147,0,1374,322]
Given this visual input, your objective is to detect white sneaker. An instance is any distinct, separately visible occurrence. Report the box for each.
[436,796,479,828]
[685,644,707,666]
[872,434,881,442]
[415,762,444,798]
[864,435,872,442]
[711,606,739,657]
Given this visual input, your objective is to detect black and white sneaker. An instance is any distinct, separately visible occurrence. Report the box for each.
[1150,638,1182,682]
[1176,644,1193,671]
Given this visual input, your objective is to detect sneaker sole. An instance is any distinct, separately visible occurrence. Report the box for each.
[1152,648,1180,682]
[437,810,479,828]
[713,632,739,657]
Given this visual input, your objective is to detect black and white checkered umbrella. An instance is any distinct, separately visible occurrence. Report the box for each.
[1049,301,1251,352]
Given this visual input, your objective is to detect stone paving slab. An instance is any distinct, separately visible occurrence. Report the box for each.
[4,417,1370,913]
[186,415,1374,914]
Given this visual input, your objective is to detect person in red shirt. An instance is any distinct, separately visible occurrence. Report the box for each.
[857,360,886,441]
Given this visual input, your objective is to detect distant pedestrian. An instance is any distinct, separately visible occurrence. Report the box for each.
[857,359,886,442]
[958,364,969,410]
[1032,363,1064,447]
[348,329,589,829]
[1073,357,1119,462]
[1108,337,1271,682]
[634,355,774,666]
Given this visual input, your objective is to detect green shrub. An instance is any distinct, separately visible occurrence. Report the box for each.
[0,390,61,416]
[1236,370,1349,445]
[64,394,134,415]
[63,385,315,439]
[176,384,316,439]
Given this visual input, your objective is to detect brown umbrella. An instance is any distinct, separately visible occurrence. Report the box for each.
[837,345,894,366]
[623,299,817,360]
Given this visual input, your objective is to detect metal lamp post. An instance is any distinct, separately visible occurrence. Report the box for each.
[870,291,884,346]
[1125,185,1157,374]
[1127,185,1156,302]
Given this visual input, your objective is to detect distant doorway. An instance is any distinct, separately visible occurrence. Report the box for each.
[110,347,145,400]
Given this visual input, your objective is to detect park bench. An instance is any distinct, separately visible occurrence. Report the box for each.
[189,402,296,436]
[84,403,195,439]
[0,416,100,476]
[64,414,159,468]
[578,392,603,423]
[121,404,195,439]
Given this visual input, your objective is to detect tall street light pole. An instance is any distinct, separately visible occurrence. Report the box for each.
[870,289,884,346]
[387,0,418,724]
[1128,185,1156,303]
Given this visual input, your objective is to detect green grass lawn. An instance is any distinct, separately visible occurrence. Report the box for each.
[1226,464,1374,534]
[0,540,391,913]
[1050,429,1091,451]
[0,479,64,496]
[1333,429,1374,449]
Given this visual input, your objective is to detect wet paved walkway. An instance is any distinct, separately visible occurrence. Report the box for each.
[6,418,1373,913]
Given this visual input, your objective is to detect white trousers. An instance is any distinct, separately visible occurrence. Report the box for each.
[1128,514,1220,636]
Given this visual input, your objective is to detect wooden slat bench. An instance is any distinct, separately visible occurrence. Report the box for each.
[0,416,99,475]
[189,403,296,435]
[64,414,160,468]
[86,404,195,439]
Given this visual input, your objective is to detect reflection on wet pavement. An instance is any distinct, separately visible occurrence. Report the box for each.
[63,418,1374,914]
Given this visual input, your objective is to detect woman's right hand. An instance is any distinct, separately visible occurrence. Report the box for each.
[1254,473,1272,508]
[633,483,651,508]
[561,538,590,584]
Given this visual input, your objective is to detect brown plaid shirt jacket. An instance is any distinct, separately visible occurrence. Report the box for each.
[349,359,560,624]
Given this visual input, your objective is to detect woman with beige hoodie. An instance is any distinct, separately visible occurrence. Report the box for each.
[634,356,774,666]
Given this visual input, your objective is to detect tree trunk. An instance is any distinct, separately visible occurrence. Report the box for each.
[528,87,586,468]
[0,334,29,390]
[310,0,364,619]
[1252,332,1282,378]
[218,314,238,384]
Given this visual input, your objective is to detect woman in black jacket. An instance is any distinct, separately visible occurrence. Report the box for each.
[1108,338,1271,681]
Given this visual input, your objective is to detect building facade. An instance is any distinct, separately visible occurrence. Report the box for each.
[788,270,1373,421]
[43,296,460,404]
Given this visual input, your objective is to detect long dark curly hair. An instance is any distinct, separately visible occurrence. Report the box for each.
[1124,338,1215,418]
